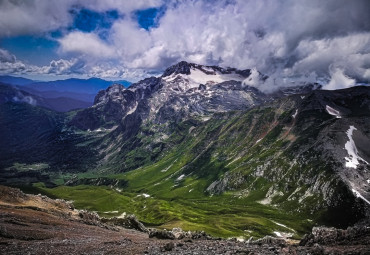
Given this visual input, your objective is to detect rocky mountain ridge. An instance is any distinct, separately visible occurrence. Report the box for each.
[70,61,317,132]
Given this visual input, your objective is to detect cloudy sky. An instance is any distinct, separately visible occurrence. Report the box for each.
[0,0,369,87]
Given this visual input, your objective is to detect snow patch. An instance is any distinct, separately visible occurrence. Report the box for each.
[201,66,215,73]
[344,126,369,168]
[255,138,262,144]
[163,67,244,91]
[299,190,313,203]
[117,212,126,219]
[258,197,272,205]
[271,221,296,233]
[161,164,173,172]
[162,73,179,82]
[273,231,283,237]
[176,174,185,181]
[103,210,118,214]
[236,237,245,242]
[226,155,242,167]
[137,193,150,198]
[273,231,293,238]
[326,105,341,118]
[292,109,298,118]
[352,188,370,205]
[300,96,305,99]
[189,67,244,85]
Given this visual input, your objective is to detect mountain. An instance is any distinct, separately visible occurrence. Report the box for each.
[0,75,36,86]
[0,89,98,184]
[69,61,265,131]
[19,87,96,103]
[24,77,131,95]
[0,83,91,112]
[0,61,369,239]
[0,75,131,104]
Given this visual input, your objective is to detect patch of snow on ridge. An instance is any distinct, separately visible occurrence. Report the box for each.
[117,212,127,219]
[344,126,369,168]
[162,67,244,89]
[137,193,150,198]
[236,237,245,242]
[188,67,244,85]
[352,188,370,205]
[271,221,296,233]
[255,138,262,144]
[161,164,173,172]
[292,109,298,118]
[176,174,185,181]
[103,210,118,214]
[326,105,341,118]
[200,66,215,73]
[162,73,179,82]
[273,231,293,238]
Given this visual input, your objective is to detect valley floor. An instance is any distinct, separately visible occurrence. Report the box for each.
[0,186,369,255]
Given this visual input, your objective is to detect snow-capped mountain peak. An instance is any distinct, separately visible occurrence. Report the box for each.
[162,61,251,92]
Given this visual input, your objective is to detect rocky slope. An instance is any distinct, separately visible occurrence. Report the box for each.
[1,185,369,254]
[103,85,368,232]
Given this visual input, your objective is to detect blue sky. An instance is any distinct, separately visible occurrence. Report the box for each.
[0,0,369,86]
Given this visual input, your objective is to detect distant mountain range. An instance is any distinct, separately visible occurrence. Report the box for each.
[0,76,131,112]
[0,76,131,94]
[21,77,131,94]
[0,75,36,86]
[0,83,91,112]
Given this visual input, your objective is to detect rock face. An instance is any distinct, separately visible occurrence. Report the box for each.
[102,214,148,233]
[300,219,370,246]
[69,61,264,132]
[148,227,214,240]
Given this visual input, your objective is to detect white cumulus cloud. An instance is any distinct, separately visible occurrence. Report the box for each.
[58,31,116,59]
[1,0,370,86]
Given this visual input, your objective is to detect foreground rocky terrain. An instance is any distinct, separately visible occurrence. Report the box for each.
[1,185,369,254]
